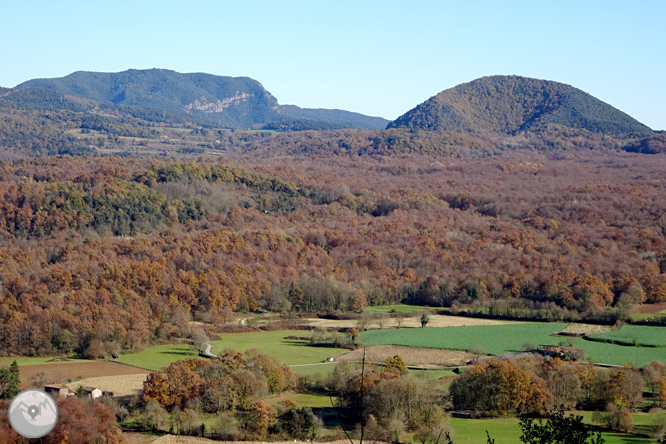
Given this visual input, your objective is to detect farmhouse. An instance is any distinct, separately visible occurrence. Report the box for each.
[44,384,70,398]
[82,387,103,399]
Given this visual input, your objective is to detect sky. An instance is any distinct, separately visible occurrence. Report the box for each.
[1,1,664,129]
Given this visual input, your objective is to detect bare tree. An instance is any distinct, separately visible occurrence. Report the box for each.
[30,369,51,388]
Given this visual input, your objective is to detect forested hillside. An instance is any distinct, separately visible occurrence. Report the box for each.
[17,69,389,129]
[623,132,666,154]
[1,151,665,357]
[388,75,654,137]
[0,72,657,159]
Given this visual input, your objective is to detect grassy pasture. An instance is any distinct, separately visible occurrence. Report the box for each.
[208,330,345,365]
[365,304,427,313]
[449,414,653,444]
[268,392,333,409]
[631,312,666,322]
[118,330,346,371]
[0,356,88,367]
[116,344,198,370]
[360,323,666,366]
[289,362,337,376]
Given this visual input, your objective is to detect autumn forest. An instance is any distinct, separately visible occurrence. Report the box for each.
[1,71,666,443]
[0,148,665,357]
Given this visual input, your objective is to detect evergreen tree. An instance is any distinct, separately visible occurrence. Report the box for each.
[0,361,20,399]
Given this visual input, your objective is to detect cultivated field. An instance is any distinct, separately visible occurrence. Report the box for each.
[559,323,613,335]
[632,303,666,321]
[636,303,666,314]
[304,313,518,329]
[66,374,147,397]
[360,323,666,366]
[589,325,666,347]
[337,345,474,367]
[17,361,149,390]
[360,323,567,354]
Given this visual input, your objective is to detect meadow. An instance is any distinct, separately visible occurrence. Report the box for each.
[116,344,200,371]
[366,304,427,313]
[117,330,346,371]
[449,413,654,444]
[0,356,88,367]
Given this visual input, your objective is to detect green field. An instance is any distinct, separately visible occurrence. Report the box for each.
[590,325,666,347]
[575,338,666,366]
[450,414,653,444]
[0,356,88,367]
[631,312,666,322]
[361,323,567,354]
[290,362,338,376]
[366,304,427,313]
[209,330,345,365]
[269,392,333,408]
[360,323,666,366]
[116,344,199,370]
[410,368,456,379]
[118,330,347,371]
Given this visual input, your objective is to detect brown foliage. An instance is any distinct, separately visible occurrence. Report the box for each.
[0,397,125,443]
[143,359,203,409]
[451,359,551,415]
[1,151,666,356]
[143,351,294,413]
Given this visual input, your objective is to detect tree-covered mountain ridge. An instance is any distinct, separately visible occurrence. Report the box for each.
[16,68,389,130]
[388,75,653,137]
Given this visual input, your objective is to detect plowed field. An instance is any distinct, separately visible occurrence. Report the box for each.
[66,374,148,397]
[18,361,149,390]
[337,345,474,367]
[304,314,517,329]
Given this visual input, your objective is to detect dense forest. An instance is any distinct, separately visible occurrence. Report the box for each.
[1,69,665,443]
[0,148,664,357]
[16,69,389,130]
[1,71,664,358]
[0,77,659,162]
[388,76,654,137]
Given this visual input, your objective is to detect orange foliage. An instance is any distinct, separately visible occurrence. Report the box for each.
[1,152,666,356]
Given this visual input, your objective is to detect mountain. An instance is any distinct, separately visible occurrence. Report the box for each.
[277,105,388,130]
[387,75,653,137]
[17,69,389,130]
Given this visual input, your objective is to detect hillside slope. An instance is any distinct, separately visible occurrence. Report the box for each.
[388,75,653,137]
[17,69,388,129]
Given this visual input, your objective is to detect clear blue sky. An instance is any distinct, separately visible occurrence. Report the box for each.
[1,1,664,129]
